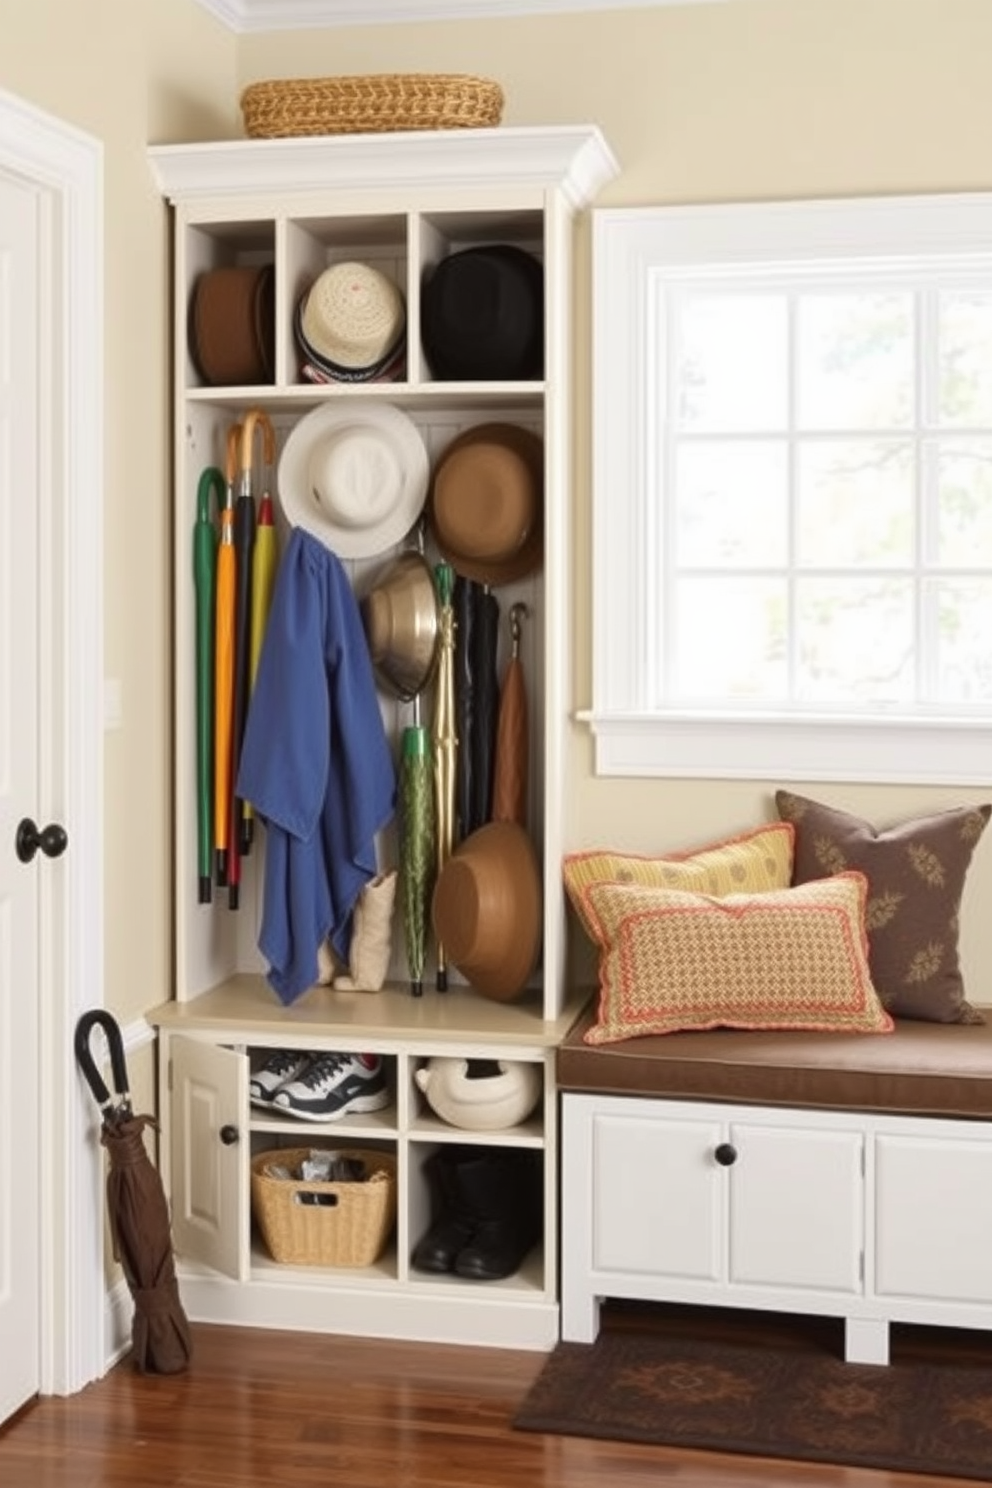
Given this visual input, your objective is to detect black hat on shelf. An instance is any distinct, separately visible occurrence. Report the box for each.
[420,244,544,382]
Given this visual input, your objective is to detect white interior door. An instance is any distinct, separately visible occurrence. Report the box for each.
[0,168,42,1422]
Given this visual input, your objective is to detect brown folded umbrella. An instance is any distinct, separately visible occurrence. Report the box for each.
[75,1011,193,1375]
[491,602,529,828]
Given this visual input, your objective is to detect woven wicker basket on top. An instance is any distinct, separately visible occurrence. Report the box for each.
[241,74,504,139]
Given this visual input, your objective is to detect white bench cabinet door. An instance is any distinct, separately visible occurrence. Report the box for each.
[591,1110,724,1281]
[169,1036,249,1282]
[875,1130,992,1304]
[729,1122,864,1294]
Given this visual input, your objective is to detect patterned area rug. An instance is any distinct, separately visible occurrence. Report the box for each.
[514,1304,992,1480]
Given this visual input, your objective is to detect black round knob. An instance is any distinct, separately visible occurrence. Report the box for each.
[219,1124,239,1146]
[16,817,68,864]
[714,1142,738,1166]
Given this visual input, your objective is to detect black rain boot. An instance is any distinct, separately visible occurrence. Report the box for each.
[453,1149,543,1282]
[411,1146,478,1274]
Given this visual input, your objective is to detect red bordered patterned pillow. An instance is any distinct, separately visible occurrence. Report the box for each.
[579,870,893,1045]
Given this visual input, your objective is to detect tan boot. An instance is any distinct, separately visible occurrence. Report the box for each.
[334,870,398,992]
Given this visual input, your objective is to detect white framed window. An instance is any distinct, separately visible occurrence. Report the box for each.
[585,193,992,784]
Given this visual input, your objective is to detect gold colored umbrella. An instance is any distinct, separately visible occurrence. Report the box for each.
[431,560,457,991]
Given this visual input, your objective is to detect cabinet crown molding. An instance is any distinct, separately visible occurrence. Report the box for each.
[148,124,618,209]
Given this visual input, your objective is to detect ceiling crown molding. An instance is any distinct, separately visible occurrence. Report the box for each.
[193,0,733,33]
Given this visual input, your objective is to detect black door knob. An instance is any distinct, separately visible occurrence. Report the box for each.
[16,817,69,864]
[219,1124,239,1146]
[714,1142,738,1166]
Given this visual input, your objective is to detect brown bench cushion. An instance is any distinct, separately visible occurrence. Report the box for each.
[558,999,992,1120]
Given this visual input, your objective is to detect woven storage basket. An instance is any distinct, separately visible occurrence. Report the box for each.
[251,1147,397,1267]
[241,74,504,139]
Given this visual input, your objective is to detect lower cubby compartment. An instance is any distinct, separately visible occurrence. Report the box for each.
[158,999,565,1349]
[407,1141,544,1287]
[250,1137,398,1270]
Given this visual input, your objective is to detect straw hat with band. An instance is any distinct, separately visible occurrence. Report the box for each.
[278,401,429,559]
[429,423,544,587]
[431,820,542,1003]
[421,244,544,382]
[296,262,406,383]
[189,264,275,386]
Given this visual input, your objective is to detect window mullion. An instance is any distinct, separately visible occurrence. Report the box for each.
[787,288,799,706]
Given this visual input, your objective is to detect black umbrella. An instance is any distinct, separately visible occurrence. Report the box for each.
[74,1011,193,1375]
[469,585,500,834]
[453,575,477,844]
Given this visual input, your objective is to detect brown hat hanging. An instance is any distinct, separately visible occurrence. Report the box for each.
[431,820,542,1003]
[428,423,544,588]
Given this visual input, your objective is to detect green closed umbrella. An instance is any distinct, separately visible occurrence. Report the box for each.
[399,699,435,998]
[193,465,224,904]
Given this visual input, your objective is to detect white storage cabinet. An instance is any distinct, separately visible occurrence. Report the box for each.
[562,1091,992,1364]
[148,126,619,1350]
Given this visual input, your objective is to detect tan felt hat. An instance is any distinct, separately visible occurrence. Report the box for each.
[428,423,544,587]
[431,820,542,1003]
[278,401,429,559]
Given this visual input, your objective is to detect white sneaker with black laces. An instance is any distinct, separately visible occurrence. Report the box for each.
[272,1052,389,1122]
[249,1049,313,1108]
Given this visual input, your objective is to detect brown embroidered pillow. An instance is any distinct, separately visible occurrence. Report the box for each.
[776,790,991,1025]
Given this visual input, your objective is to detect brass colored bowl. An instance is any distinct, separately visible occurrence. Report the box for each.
[361,550,441,701]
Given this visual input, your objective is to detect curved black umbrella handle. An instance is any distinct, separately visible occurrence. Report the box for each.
[74,1009,132,1123]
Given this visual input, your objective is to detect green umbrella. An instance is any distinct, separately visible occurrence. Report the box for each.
[399,697,435,997]
[193,465,224,904]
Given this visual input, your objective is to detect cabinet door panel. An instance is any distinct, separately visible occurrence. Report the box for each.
[875,1133,992,1303]
[730,1123,863,1294]
[171,1036,248,1281]
[591,1113,723,1281]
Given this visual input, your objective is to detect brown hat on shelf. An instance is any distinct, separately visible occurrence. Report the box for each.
[431,820,542,1003]
[428,423,544,587]
[188,264,275,386]
[360,549,441,701]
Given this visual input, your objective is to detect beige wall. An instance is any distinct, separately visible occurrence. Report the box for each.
[5,0,992,1039]
[240,0,992,998]
[0,0,237,1027]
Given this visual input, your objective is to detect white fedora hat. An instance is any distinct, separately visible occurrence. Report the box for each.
[278,401,429,559]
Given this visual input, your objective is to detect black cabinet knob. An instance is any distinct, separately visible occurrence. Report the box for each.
[16,817,68,864]
[219,1124,239,1146]
[714,1142,738,1166]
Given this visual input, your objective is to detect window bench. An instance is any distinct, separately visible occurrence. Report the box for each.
[558,1006,992,1363]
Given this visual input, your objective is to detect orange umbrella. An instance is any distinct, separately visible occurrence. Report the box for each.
[491,602,529,828]
[213,422,240,889]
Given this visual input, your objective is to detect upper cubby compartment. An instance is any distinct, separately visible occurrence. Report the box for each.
[184,220,276,393]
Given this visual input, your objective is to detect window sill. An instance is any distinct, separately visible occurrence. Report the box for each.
[577,710,992,786]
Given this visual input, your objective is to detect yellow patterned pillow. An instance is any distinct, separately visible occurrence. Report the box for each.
[579,871,893,1045]
[563,822,794,940]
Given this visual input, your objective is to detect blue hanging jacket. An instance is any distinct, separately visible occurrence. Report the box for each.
[237,527,396,1004]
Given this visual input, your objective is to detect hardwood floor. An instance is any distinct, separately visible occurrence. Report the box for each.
[0,1317,974,1488]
